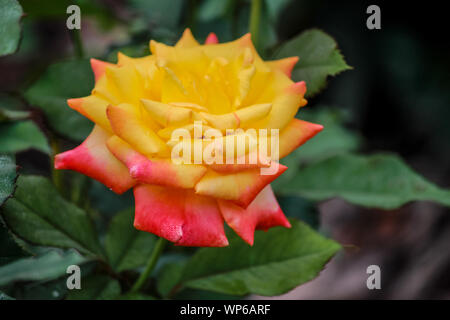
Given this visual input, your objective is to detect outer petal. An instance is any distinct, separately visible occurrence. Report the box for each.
[106,136,207,189]
[90,58,114,82]
[134,184,228,247]
[194,165,287,208]
[67,95,112,132]
[175,28,200,48]
[218,185,291,245]
[106,103,169,157]
[277,118,324,158]
[54,125,135,194]
[253,81,308,130]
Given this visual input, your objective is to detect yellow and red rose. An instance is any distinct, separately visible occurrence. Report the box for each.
[55,29,322,247]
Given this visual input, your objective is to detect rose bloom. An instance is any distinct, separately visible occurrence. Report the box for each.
[55,29,322,247]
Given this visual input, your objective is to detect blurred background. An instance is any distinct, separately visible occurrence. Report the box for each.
[1,0,449,299]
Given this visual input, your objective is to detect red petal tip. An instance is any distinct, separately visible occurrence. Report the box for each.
[205,32,219,45]
[288,81,307,95]
[90,58,112,82]
[67,98,83,111]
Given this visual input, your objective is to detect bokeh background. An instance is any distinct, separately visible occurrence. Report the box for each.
[1,0,449,299]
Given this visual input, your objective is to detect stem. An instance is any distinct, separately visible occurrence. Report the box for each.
[249,0,262,50]
[70,29,84,58]
[129,237,167,294]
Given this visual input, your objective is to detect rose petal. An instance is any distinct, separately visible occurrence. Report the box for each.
[194,165,287,208]
[134,184,228,247]
[107,135,207,189]
[90,58,114,82]
[266,56,299,77]
[67,95,112,132]
[106,103,168,157]
[205,32,219,45]
[54,125,135,194]
[278,118,324,158]
[175,28,200,48]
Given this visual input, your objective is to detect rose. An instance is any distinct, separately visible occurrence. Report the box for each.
[55,29,323,247]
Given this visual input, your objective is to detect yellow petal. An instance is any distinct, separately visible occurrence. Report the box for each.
[67,95,112,132]
[106,135,207,189]
[266,56,299,77]
[141,99,193,127]
[175,28,200,48]
[107,103,168,157]
[194,165,287,208]
[199,103,271,131]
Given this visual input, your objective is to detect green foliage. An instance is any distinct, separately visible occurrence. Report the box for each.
[1,176,103,257]
[165,219,340,296]
[0,249,86,286]
[198,0,231,22]
[0,121,50,154]
[24,59,94,141]
[0,0,23,56]
[280,153,450,209]
[128,0,184,30]
[156,259,186,298]
[274,29,351,97]
[296,107,361,162]
[3,0,446,301]
[105,209,156,272]
[66,275,120,300]
[272,107,360,191]
[0,155,17,207]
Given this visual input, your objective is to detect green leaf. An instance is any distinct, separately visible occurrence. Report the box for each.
[105,209,156,272]
[0,0,23,56]
[0,155,17,207]
[156,260,186,298]
[66,275,120,300]
[1,175,103,257]
[295,107,361,162]
[0,120,50,154]
[176,219,340,296]
[272,107,360,191]
[198,0,231,22]
[24,59,94,141]
[277,196,320,230]
[0,249,86,286]
[274,29,351,97]
[280,153,450,209]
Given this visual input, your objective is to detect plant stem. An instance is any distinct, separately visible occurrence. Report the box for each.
[249,0,262,50]
[129,237,167,294]
[70,29,84,59]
